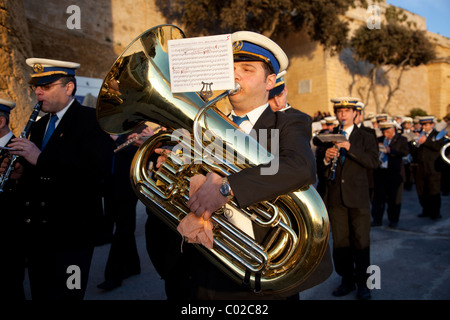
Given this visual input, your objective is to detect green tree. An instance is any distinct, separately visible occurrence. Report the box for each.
[349,10,436,114]
[156,0,353,53]
[408,108,427,118]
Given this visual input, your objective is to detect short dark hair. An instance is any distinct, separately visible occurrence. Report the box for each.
[262,61,275,77]
[59,76,77,96]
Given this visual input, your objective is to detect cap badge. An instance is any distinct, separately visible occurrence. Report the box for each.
[232,41,243,53]
[33,63,44,73]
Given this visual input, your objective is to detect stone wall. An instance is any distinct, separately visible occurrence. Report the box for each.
[0,0,34,135]
[2,0,449,136]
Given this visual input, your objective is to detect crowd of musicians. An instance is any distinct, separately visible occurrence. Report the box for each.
[313,110,449,223]
[312,110,450,220]
[0,30,449,302]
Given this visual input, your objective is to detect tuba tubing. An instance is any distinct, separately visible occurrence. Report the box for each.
[96,24,330,296]
[441,142,450,165]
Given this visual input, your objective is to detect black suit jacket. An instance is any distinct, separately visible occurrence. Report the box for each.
[321,125,379,209]
[1,133,21,222]
[19,99,115,250]
[228,106,316,208]
[377,133,409,182]
[228,106,331,295]
[0,134,15,193]
[417,129,445,174]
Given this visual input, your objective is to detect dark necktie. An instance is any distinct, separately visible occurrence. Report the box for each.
[42,114,58,149]
[232,115,249,127]
[341,131,347,164]
[381,138,390,163]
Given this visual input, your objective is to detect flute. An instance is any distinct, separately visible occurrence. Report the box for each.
[114,135,151,153]
[113,125,162,153]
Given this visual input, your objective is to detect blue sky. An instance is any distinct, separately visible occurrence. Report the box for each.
[386,0,450,38]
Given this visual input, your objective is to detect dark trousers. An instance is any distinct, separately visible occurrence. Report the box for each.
[27,247,94,300]
[328,204,371,287]
[404,163,414,190]
[0,228,25,300]
[415,166,441,218]
[372,168,404,224]
[103,148,141,282]
[103,195,140,282]
[441,163,450,195]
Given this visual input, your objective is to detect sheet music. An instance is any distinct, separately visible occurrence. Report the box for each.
[168,34,234,93]
[316,133,347,143]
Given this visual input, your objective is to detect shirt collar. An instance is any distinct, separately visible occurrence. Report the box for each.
[230,103,269,127]
[0,131,13,147]
[344,124,354,137]
[51,98,74,126]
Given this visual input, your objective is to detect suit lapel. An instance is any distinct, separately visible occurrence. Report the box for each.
[349,125,359,142]
[252,106,277,146]
[32,115,48,148]
[33,100,78,150]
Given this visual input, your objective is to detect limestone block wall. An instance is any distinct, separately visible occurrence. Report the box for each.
[0,0,34,135]
[2,0,449,137]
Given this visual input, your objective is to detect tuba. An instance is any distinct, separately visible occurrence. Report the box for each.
[442,142,450,165]
[96,24,330,297]
[437,124,450,165]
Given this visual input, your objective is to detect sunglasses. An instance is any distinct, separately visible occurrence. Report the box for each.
[30,82,66,91]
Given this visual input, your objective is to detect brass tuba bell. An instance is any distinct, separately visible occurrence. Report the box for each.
[437,124,450,165]
[97,24,330,297]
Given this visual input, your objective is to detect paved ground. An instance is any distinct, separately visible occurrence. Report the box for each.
[24,186,450,301]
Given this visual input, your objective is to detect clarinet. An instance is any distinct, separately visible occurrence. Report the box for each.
[0,101,43,193]
[328,120,345,181]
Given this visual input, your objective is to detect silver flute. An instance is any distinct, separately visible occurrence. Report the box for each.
[113,126,161,153]
[114,135,151,153]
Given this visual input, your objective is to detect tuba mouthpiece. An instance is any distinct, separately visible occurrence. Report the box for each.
[231,83,241,95]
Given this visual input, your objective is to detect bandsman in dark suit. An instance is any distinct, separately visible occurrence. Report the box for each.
[146,31,332,300]
[400,117,416,191]
[313,116,338,198]
[0,98,26,300]
[3,58,115,300]
[317,97,379,300]
[414,116,445,220]
[268,70,298,115]
[374,113,389,138]
[354,102,378,202]
[0,98,17,192]
[371,121,409,228]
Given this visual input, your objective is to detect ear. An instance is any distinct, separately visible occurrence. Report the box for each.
[0,116,6,129]
[66,81,75,96]
[266,73,276,91]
